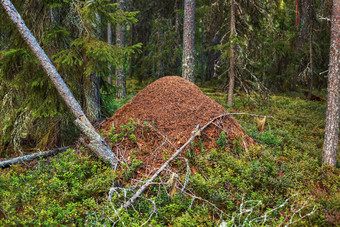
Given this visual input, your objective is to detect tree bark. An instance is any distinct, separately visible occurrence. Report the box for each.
[115,0,127,98]
[108,22,113,85]
[85,74,101,122]
[295,0,300,52]
[129,24,134,79]
[227,0,236,107]
[1,0,117,166]
[307,1,314,100]
[322,0,340,167]
[182,0,196,83]
[200,21,205,87]
[74,119,118,166]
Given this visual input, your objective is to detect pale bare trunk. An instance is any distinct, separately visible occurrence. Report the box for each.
[115,0,127,98]
[227,0,236,107]
[322,0,340,167]
[182,0,196,83]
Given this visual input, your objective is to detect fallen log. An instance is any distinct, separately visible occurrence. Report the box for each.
[0,147,68,168]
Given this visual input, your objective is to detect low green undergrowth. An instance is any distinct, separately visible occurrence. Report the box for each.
[0,89,339,226]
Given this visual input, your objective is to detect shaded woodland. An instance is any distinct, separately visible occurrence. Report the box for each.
[0,0,339,226]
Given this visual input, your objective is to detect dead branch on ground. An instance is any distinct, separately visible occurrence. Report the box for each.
[0,146,69,168]
[121,112,243,209]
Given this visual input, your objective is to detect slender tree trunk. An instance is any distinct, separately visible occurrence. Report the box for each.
[108,22,113,85]
[295,0,300,52]
[307,1,314,100]
[85,12,101,122]
[85,74,101,122]
[200,20,205,87]
[174,0,182,75]
[129,24,134,79]
[322,0,340,167]
[227,0,236,107]
[182,0,196,83]
[115,0,127,98]
[157,4,164,78]
[1,0,117,166]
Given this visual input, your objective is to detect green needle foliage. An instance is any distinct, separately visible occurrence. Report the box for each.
[0,0,141,152]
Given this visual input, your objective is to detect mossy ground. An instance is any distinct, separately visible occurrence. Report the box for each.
[0,79,339,226]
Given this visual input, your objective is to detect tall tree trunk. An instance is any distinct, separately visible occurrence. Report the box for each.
[85,74,101,122]
[322,0,340,167]
[1,0,117,166]
[129,24,134,79]
[108,22,113,84]
[227,0,236,107]
[182,0,196,83]
[307,0,314,100]
[174,0,182,75]
[295,0,300,52]
[85,12,101,122]
[115,0,127,98]
[296,0,310,52]
[200,20,205,86]
[157,3,164,78]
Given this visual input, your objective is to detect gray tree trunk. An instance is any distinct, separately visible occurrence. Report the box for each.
[86,12,101,122]
[108,22,113,85]
[182,0,196,83]
[129,24,134,79]
[307,2,314,100]
[85,74,101,122]
[322,0,340,167]
[1,0,117,166]
[296,0,311,52]
[227,0,236,107]
[200,20,205,87]
[115,0,127,98]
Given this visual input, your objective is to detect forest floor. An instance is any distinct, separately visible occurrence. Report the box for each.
[0,77,339,226]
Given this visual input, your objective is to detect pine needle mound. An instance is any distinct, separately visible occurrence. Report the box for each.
[102,76,254,148]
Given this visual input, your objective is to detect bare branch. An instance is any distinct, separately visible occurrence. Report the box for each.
[0,147,68,168]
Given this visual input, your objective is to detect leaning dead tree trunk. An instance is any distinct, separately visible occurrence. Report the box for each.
[0,147,68,168]
[1,0,117,166]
